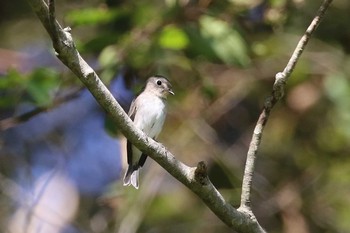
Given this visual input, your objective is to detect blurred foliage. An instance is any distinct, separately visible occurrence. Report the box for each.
[159,25,189,50]
[0,68,60,108]
[1,0,350,233]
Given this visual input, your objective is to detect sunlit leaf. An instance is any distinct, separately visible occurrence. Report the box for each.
[199,15,250,66]
[99,45,120,68]
[66,8,122,26]
[159,25,189,50]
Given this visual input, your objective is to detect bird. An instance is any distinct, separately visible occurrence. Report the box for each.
[123,75,174,189]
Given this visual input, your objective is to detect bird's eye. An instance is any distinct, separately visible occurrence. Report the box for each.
[156,80,162,85]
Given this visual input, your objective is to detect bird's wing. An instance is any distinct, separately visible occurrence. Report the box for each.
[128,98,137,120]
[126,98,137,165]
[126,95,149,168]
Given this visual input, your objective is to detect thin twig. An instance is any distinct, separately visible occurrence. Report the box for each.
[239,0,333,210]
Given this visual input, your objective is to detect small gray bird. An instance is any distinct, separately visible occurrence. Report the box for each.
[123,75,174,189]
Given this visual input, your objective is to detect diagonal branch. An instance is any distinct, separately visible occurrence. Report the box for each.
[239,0,333,210]
[26,0,265,232]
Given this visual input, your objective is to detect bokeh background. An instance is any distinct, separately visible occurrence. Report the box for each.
[1,0,350,232]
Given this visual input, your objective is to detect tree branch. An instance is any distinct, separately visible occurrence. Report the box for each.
[26,0,265,232]
[239,0,333,210]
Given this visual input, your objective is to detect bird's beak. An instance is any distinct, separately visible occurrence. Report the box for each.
[168,89,175,95]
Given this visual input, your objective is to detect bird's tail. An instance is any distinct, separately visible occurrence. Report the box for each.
[123,166,139,189]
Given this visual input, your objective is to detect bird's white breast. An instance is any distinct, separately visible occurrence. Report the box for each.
[133,93,167,139]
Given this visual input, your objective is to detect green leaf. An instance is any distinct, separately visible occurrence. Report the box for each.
[0,69,26,108]
[199,15,250,66]
[159,25,189,50]
[27,68,60,106]
[66,8,122,26]
[0,69,24,89]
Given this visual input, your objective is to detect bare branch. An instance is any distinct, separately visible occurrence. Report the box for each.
[26,0,265,232]
[240,0,333,210]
